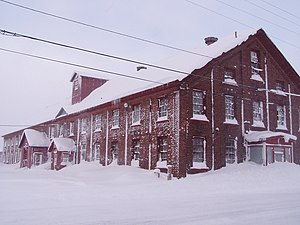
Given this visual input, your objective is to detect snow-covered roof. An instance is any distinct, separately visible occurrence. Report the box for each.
[62,29,258,115]
[20,129,50,148]
[49,138,76,152]
[245,131,297,143]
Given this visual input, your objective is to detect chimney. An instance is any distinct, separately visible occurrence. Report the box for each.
[204,36,218,46]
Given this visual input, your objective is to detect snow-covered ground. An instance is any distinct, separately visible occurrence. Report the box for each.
[1,162,300,225]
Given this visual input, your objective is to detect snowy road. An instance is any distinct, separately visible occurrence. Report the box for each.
[0,162,300,225]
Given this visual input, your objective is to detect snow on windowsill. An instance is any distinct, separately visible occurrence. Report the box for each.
[223,78,238,86]
[69,134,74,137]
[270,89,287,96]
[111,126,120,130]
[276,125,288,131]
[251,121,265,128]
[131,121,141,127]
[250,74,264,83]
[191,162,208,169]
[224,118,239,125]
[94,129,102,133]
[191,114,209,122]
[156,160,167,168]
[157,116,168,123]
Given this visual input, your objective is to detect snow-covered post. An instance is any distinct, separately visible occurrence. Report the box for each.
[167,165,172,180]
[262,142,267,166]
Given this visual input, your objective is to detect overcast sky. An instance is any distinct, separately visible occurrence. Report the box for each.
[1,0,300,150]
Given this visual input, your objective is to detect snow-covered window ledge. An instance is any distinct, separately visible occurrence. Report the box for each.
[69,134,74,137]
[276,125,288,131]
[191,162,208,169]
[94,129,101,133]
[157,116,168,123]
[111,126,119,130]
[250,74,264,83]
[270,89,287,96]
[156,160,167,168]
[252,121,265,128]
[224,118,239,125]
[223,78,238,86]
[191,114,209,122]
[131,121,141,127]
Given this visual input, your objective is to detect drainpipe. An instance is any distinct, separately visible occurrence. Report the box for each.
[148,98,152,170]
[288,84,293,135]
[76,118,80,164]
[105,111,109,166]
[211,69,215,170]
[90,114,93,161]
[264,57,270,131]
[124,103,128,165]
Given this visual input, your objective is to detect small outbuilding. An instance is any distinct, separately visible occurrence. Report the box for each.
[245,131,297,165]
[19,129,50,168]
[48,138,76,170]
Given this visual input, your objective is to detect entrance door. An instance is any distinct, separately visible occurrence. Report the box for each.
[33,153,43,166]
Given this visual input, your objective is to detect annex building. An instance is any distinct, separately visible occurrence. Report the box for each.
[2,29,300,177]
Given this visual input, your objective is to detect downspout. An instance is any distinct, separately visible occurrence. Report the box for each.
[105,111,109,166]
[148,98,152,170]
[264,57,270,131]
[124,106,128,165]
[288,84,293,135]
[211,68,215,170]
[89,114,93,161]
[76,118,80,164]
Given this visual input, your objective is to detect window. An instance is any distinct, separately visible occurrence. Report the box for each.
[62,153,69,164]
[277,105,287,129]
[275,81,284,91]
[157,137,168,161]
[59,123,66,137]
[112,109,119,128]
[50,126,56,139]
[132,105,141,124]
[81,142,86,161]
[74,76,79,90]
[253,101,263,122]
[225,138,236,164]
[224,70,234,80]
[193,91,204,115]
[250,51,264,79]
[81,118,88,134]
[69,122,74,136]
[131,140,140,160]
[95,144,100,160]
[111,142,118,161]
[225,95,235,120]
[94,114,101,131]
[193,138,204,163]
[158,97,168,119]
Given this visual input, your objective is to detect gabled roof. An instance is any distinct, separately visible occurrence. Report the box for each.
[48,138,76,152]
[19,129,50,148]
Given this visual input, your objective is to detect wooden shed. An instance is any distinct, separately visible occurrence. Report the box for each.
[19,129,50,168]
[48,138,76,170]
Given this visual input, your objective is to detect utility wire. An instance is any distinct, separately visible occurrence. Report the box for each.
[0,0,211,58]
[0,29,209,78]
[184,0,300,50]
[260,0,300,21]
[244,0,300,28]
[215,0,300,36]
[0,47,164,85]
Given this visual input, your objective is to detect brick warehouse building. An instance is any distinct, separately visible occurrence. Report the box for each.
[2,29,300,177]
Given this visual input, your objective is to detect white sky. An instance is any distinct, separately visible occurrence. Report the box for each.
[1,0,300,150]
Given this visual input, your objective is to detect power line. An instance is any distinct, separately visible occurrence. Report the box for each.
[183,0,300,50]
[215,0,300,36]
[0,47,164,85]
[260,0,300,21]
[0,29,210,78]
[244,0,300,28]
[0,0,210,58]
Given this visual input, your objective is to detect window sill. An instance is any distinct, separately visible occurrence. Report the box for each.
[131,122,141,127]
[191,162,208,169]
[157,116,168,123]
[251,121,265,128]
[94,129,102,133]
[224,118,239,125]
[69,134,74,137]
[223,79,238,86]
[191,114,209,122]
[276,126,288,131]
[270,89,287,96]
[250,74,264,83]
[111,126,119,130]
